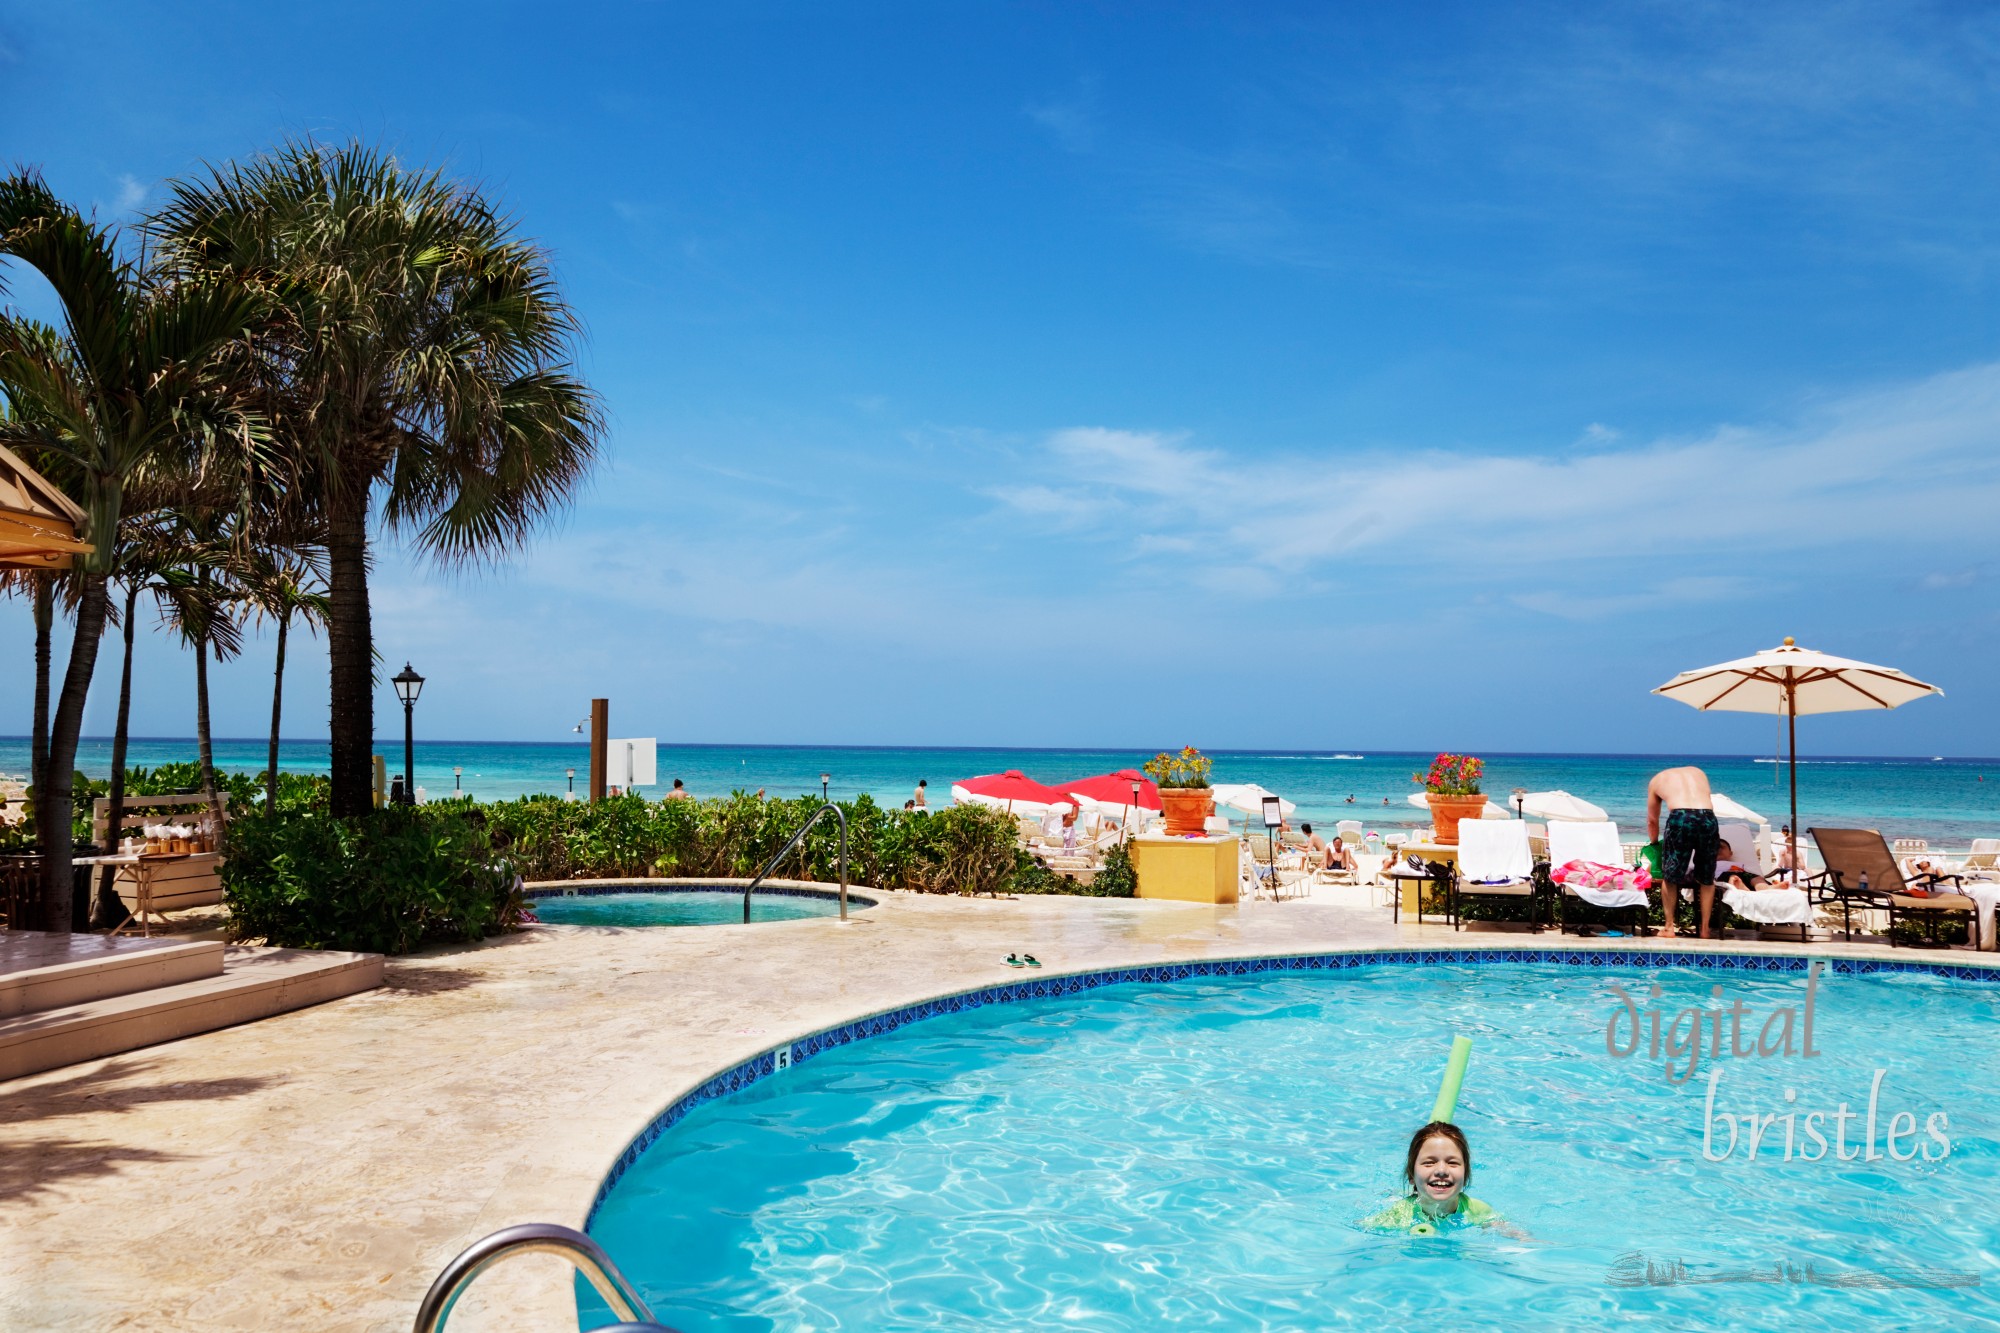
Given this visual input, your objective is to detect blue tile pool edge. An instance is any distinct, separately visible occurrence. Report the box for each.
[581,943,2000,1230]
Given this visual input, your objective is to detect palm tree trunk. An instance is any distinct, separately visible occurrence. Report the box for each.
[95,580,142,926]
[267,607,289,811]
[31,573,52,795]
[327,491,375,818]
[39,573,109,932]
[194,625,222,830]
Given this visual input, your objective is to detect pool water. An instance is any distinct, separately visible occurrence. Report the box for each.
[586,963,2000,1331]
[531,889,855,927]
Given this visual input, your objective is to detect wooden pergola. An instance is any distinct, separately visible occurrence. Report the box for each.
[0,443,90,570]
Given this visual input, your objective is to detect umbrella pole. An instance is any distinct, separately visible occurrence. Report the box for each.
[1788,686,1799,878]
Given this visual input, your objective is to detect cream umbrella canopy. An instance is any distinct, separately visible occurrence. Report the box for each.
[1710,793,1767,825]
[1652,637,1942,872]
[1519,790,1608,822]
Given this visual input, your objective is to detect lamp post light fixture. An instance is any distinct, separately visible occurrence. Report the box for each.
[1130,779,1143,840]
[821,773,831,802]
[1512,787,1527,821]
[391,663,425,806]
[453,766,463,794]
[566,767,576,795]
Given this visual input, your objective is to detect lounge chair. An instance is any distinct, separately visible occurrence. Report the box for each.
[1450,819,1542,932]
[1715,820,1813,941]
[1960,838,2000,877]
[1549,820,1648,935]
[1808,827,1979,948]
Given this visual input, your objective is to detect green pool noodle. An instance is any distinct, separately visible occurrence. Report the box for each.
[1429,1036,1473,1124]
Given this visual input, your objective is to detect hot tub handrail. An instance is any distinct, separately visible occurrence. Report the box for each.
[412,1222,676,1333]
[744,802,849,923]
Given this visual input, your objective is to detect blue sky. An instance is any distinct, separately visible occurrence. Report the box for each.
[4,1,1999,755]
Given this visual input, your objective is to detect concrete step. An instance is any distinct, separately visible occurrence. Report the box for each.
[0,945,384,1082]
[0,932,224,1017]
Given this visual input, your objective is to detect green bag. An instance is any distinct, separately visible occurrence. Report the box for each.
[1636,841,1662,876]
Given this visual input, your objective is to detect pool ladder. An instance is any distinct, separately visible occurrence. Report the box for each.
[741,801,850,924]
[413,1223,678,1332]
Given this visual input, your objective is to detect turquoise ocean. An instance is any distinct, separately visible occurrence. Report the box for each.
[6,738,2000,848]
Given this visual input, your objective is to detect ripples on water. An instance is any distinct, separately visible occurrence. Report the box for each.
[586,965,2000,1331]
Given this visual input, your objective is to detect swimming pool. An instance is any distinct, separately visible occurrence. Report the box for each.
[529,885,870,927]
[585,955,2000,1330]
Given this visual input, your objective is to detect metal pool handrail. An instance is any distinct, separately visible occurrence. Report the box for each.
[412,1222,675,1333]
[742,802,849,923]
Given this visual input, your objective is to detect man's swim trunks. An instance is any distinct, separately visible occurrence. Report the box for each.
[1660,808,1720,888]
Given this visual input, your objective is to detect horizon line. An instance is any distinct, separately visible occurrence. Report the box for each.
[1,737,1988,763]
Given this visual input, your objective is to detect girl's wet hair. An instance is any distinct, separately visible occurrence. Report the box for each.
[1403,1121,1472,1190]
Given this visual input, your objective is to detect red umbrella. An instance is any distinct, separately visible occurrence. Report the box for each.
[951,770,1079,813]
[1062,769,1161,811]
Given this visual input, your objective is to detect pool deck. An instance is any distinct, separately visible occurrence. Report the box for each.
[4,888,1995,1332]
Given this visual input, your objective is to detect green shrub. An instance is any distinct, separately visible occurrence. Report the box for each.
[222,805,522,954]
[1013,838,1138,898]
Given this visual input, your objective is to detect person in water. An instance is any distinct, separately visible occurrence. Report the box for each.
[1364,1122,1516,1236]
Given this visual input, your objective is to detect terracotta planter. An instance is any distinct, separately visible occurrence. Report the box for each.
[1158,787,1215,837]
[1425,793,1487,846]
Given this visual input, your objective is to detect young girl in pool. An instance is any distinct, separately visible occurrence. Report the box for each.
[1364,1122,1516,1236]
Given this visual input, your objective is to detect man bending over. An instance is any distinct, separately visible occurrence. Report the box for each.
[1648,766,1718,938]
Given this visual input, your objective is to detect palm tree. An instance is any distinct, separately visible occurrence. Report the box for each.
[0,171,269,930]
[152,141,603,817]
[148,522,247,829]
[237,547,328,810]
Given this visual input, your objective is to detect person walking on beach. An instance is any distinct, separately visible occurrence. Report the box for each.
[1647,766,1718,939]
[913,779,928,809]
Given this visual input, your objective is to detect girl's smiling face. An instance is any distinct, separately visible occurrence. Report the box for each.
[1413,1134,1468,1211]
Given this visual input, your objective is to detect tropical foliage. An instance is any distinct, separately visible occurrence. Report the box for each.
[1413,753,1484,796]
[0,171,271,928]
[1143,745,1213,790]
[223,804,527,954]
[1,140,600,932]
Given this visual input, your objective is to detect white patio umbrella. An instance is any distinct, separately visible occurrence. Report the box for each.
[1518,790,1608,822]
[1406,793,1513,820]
[1653,637,1942,872]
[1710,792,1767,825]
[1211,783,1297,817]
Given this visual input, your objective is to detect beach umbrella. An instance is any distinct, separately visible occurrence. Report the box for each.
[1518,790,1608,822]
[1711,792,1767,825]
[1405,793,1513,820]
[1062,769,1161,812]
[1210,783,1296,817]
[1652,637,1942,872]
[951,770,1078,815]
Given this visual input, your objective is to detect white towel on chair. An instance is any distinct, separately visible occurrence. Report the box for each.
[1566,881,1649,910]
[1722,884,1814,925]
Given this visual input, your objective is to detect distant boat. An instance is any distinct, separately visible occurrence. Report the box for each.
[1332,754,1364,760]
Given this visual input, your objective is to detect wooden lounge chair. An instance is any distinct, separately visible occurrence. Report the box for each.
[1808,827,1979,948]
[1450,819,1543,932]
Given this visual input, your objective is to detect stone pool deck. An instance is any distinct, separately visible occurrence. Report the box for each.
[4,889,1993,1332]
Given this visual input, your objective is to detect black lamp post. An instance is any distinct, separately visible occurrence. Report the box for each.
[566,767,576,796]
[1130,779,1143,839]
[1512,787,1526,821]
[391,663,424,806]
[821,773,831,802]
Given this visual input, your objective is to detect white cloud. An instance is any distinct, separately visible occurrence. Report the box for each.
[113,174,145,215]
[988,362,2000,582]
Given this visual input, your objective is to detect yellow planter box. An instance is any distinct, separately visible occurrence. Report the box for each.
[1132,835,1240,905]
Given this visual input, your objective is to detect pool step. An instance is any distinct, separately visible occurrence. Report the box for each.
[0,941,382,1083]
